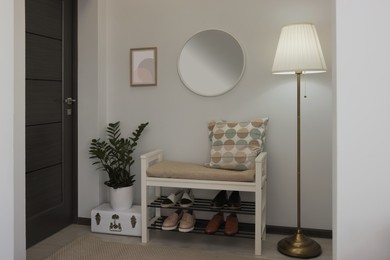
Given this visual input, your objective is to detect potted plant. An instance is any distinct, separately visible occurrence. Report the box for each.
[89,121,149,210]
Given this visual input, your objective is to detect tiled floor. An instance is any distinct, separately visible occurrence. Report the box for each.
[27,224,332,260]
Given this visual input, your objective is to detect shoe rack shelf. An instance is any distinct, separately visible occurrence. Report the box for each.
[147,196,257,238]
[141,149,267,256]
[148,196,256,215]
[149,216,256,239]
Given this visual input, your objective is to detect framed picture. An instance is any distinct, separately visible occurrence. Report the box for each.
[130,47,157,86]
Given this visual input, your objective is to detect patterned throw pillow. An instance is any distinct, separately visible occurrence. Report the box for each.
[208,118,268,170]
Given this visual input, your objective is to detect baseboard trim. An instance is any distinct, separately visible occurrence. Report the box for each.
[266,225,332,239]
[77,217,331,239]
[77,217,91,226]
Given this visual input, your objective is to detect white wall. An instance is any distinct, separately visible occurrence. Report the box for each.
[0,0,26,259]
[79,0,333,230]
[334,0,390,259]
[14,0,26,258]
[78,0,109,217]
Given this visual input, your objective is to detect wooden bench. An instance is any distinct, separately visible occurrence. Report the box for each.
[140,149,267,255]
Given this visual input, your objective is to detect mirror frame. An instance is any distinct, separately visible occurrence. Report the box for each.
[178,29,246,97]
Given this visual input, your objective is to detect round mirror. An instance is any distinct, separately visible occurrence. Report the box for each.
[178,30,245,97]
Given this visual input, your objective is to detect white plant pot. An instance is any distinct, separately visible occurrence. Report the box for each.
[109,186,133,210]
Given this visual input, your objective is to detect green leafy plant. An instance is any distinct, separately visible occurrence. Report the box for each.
[89,121,149,189]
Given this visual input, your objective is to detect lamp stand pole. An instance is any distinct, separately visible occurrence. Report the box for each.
[277,72,322,258]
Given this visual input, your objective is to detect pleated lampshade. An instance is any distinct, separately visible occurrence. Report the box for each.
[272,23,327,74]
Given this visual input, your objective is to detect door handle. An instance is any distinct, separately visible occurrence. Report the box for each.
[64,97,76,105]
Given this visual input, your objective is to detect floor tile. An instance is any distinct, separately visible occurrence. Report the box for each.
[27,224,332,260]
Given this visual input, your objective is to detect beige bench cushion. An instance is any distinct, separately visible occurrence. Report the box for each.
[146,160,255,182]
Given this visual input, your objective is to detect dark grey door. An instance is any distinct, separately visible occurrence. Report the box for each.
[25,0,77,248]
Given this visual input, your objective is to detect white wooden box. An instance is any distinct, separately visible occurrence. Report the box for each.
[91,203,141,236]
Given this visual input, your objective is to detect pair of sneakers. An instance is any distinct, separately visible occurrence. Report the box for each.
[162,209,196,232]
[161,189,194,208]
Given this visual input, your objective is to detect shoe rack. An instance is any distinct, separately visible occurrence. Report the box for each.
[141,149,267,255]
[147,196,256,239]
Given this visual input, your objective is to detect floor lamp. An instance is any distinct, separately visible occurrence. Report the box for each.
[272,23,327,258]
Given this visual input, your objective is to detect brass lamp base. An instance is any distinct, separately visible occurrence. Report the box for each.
[277,232,322,259]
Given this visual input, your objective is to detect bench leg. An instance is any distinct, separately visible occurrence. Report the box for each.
[255,183,262,255]
[141,185,163,243]
[141,182,149,243]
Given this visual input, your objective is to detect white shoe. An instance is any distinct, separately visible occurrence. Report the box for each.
[180,189,194,208]
[161,190,184,208]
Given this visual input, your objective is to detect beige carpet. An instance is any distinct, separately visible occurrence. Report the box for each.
[45,235,266,260]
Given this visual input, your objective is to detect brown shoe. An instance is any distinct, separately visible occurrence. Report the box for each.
[205,212,224,234]
[224,213,239,236]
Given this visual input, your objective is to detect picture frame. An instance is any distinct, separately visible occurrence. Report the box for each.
[130,47,157,86]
